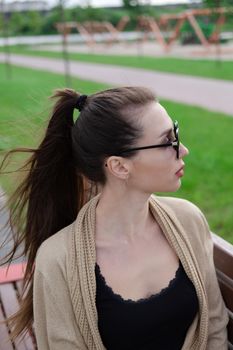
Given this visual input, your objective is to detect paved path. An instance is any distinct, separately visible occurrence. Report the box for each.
[1,53,233,116]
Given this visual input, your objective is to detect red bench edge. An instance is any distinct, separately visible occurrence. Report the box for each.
[0,262,27,284]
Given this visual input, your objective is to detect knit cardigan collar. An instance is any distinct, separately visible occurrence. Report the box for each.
[67,194,209,350]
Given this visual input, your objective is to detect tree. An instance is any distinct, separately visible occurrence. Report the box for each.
[202,0,233,33]
[203,0,233,6]
[26,11,43,35]
[9,12,27,35]
[122,0,140,9]
[0,13,3,35]
[41,6,63,34]
[122,0,152,16]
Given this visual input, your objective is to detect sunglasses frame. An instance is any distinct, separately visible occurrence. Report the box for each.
[117,121,180,159]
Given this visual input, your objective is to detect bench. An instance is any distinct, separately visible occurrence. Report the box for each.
[0,262,37,349]
[212,233,233,349]
[0,233,232,349]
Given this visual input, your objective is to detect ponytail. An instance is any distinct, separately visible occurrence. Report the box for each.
[0,88,87,344]
[0,85,156,344]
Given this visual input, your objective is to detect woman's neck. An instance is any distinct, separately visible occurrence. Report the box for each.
[95,186,154,245]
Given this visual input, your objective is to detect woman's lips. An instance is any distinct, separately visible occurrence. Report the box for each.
[175,165,185,177]
[176,169,184,177]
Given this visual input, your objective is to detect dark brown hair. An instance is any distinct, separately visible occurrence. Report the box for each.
[0,86,156,344]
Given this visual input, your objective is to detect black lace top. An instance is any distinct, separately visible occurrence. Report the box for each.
[95,260,199,350]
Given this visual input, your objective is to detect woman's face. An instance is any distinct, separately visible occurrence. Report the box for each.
[127,101,189,194]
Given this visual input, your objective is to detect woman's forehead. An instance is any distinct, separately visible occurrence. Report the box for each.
[142,102,173,137]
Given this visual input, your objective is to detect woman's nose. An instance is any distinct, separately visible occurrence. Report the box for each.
[179,143,189,158]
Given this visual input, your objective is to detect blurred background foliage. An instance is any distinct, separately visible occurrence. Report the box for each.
[0,0,232,37]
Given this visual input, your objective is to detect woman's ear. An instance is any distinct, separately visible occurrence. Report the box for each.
[105,156,130,180]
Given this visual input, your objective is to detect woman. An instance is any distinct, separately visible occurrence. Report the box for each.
[0,86,229,349]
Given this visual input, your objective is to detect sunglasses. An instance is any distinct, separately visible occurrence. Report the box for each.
[117,120,180,159]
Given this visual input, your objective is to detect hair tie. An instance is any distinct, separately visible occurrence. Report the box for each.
[75,95,87,111]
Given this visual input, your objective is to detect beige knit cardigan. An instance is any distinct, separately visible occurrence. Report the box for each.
[33,194,229,350]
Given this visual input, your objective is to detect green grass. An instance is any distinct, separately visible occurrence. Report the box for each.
[0,63,108,192]
[0,63,233,243]
[1,45,233,81]
[159,101,233,244]
[0,63,108,149]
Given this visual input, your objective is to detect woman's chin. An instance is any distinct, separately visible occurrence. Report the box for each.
[152,181,182,194]
[167,180,182,193]
[174,179,182,191]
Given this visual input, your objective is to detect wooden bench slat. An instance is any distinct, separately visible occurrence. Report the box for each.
[213,233,233,279]
[15,280,38,348]
[214,246,233,280]
[0,283,20,320]
[0,283,30,350]
[0,301,14,350]
[216,269,233,311]
[0,263,27,284]
[212,233,233,348]
[0,278,37,350]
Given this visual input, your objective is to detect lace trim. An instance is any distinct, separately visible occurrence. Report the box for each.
[95,260,183,304]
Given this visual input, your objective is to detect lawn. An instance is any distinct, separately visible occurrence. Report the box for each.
[1,45,233,81]
[0,63,233,243]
